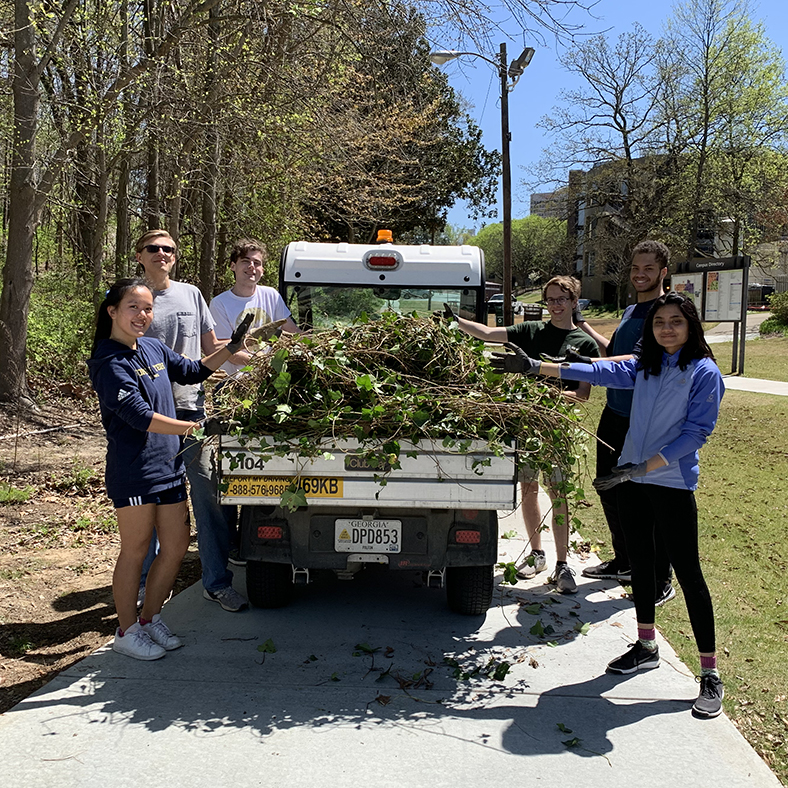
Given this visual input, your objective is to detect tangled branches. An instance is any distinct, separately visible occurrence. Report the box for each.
[212,313,583,475]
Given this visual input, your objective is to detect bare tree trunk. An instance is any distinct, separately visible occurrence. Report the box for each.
[92,140,109,310]
[198,3,221,302]
[0,1,40,400]
[115,0,131,278]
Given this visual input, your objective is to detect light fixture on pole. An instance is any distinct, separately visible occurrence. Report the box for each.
[430,44,535,325]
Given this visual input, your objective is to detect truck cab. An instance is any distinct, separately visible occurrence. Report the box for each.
[279,239,487,329]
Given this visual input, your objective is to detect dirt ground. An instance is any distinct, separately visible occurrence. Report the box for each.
[0,395,201,714]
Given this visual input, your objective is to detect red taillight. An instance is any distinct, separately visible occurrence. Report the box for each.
[455,529,481,544]
[258,526,283,540]
[366,255,399,268]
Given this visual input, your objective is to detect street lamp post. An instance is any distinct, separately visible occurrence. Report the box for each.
[430,43,535,325]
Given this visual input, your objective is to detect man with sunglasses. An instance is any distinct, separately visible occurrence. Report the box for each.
[136,229,248,613]
[447,275,598,594]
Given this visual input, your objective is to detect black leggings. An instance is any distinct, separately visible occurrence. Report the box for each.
[597,406,671,582]
[617,481,716,654]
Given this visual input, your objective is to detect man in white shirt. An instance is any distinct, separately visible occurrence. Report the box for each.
[210,239,299,376]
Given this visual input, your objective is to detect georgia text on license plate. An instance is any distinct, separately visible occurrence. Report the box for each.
[223,476,343,498]
[334,519,402,553]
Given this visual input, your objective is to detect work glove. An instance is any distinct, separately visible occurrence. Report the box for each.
[248,318,288,343]
[433,302,457,322]
[226,313,254,353]
[539,346,593,365]
[490,342,541,375]
[592,461,649,491]
[572,306,586,324]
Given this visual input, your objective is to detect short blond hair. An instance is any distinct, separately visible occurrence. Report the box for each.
[135,229,176,254]
[542,275,580,302]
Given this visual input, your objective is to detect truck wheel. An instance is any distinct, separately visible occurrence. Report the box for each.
[445,565,493,615]
[246,561,293,609]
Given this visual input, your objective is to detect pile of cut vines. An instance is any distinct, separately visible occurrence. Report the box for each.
[210,312,585,485]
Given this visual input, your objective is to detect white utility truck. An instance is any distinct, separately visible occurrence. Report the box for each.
[216,237,520,615]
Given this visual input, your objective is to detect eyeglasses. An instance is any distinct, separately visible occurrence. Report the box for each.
[143,244,175,255]
[545,296,570,305]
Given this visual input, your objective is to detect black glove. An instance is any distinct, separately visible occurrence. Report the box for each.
[490,342,541,375]
[226,313,254,353]
[201,417,228,436]
[592,461,649,491]
[564,346,593,364]
[433,302,457,322]
[573,306,586,324]
[539,346,593,365]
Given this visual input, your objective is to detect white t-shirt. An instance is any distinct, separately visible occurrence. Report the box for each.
[210,285,292,375]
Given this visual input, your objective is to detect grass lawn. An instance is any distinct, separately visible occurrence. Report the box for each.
[572,345,788,784]
[712,336,788,383]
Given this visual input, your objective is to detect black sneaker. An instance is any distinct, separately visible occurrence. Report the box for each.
[692,674,724,718]
[655,582,677,607]
[607,641,660,674]
[228,549,247,567]
[581,559,629,580]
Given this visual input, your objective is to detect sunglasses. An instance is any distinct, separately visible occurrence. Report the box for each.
[143,244,175,255]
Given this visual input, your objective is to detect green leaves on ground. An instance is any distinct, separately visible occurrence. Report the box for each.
[257,638,276,653]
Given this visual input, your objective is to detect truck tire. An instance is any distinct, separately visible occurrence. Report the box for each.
[445,565,493,615]
[246,561,293,609]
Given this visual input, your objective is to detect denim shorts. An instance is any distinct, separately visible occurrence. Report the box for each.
[113,483,188,510]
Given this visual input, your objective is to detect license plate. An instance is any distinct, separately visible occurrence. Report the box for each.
[334,519,402,553]
[223,476,343,498]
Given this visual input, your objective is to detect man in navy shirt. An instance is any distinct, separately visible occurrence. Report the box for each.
[577,241,674,604]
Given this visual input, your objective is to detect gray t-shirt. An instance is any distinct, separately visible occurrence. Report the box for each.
[145,280,216,413]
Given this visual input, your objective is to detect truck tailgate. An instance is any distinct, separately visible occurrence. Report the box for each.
[217,437,518,509]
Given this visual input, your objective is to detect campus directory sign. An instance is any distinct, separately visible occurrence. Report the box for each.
[675,256,751,373]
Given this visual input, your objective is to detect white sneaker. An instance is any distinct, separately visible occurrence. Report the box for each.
[141,614,183,650]
[113,622,166,661]
[516,550,547,579]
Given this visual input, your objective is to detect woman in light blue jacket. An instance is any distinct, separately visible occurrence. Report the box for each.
[492,292,725,719]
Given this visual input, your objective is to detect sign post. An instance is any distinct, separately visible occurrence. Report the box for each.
[674,256,751,374]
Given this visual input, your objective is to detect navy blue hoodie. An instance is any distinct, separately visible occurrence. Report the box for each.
[87,337,213,501]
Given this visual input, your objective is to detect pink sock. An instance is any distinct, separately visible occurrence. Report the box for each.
[139,617,152,626]
[638,626,656,643]
[700,655,717,671]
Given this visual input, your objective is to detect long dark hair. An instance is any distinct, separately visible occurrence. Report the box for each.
[638,292,715,377]
[91,278,153,357]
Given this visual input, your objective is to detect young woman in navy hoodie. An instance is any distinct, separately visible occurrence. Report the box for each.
[88,279,249,661]
[492,293,726,719]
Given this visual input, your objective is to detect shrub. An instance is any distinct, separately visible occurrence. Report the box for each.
[759,316,788,337]
[27,273,95,386]
[767,290,788,323]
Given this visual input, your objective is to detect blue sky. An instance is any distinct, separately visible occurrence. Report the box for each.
[432,0,788,231]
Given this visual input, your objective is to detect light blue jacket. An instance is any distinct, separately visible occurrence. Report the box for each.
[562,353,724,490]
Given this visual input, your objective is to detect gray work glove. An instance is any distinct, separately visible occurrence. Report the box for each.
[226,313,254,353]
[592,461,649,491]
[248,318,288,343]
[490,342,542,375]
[573,306,586,324]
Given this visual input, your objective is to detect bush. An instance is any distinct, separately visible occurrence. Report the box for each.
[759,316,788,337]
[767,290,788,323]
[27,273,94,386]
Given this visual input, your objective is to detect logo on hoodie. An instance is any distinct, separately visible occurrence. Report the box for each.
[117,388,131,402]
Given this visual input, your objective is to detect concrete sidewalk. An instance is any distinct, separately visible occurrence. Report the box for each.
[0,503,781,788]
[722,374,788,396]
